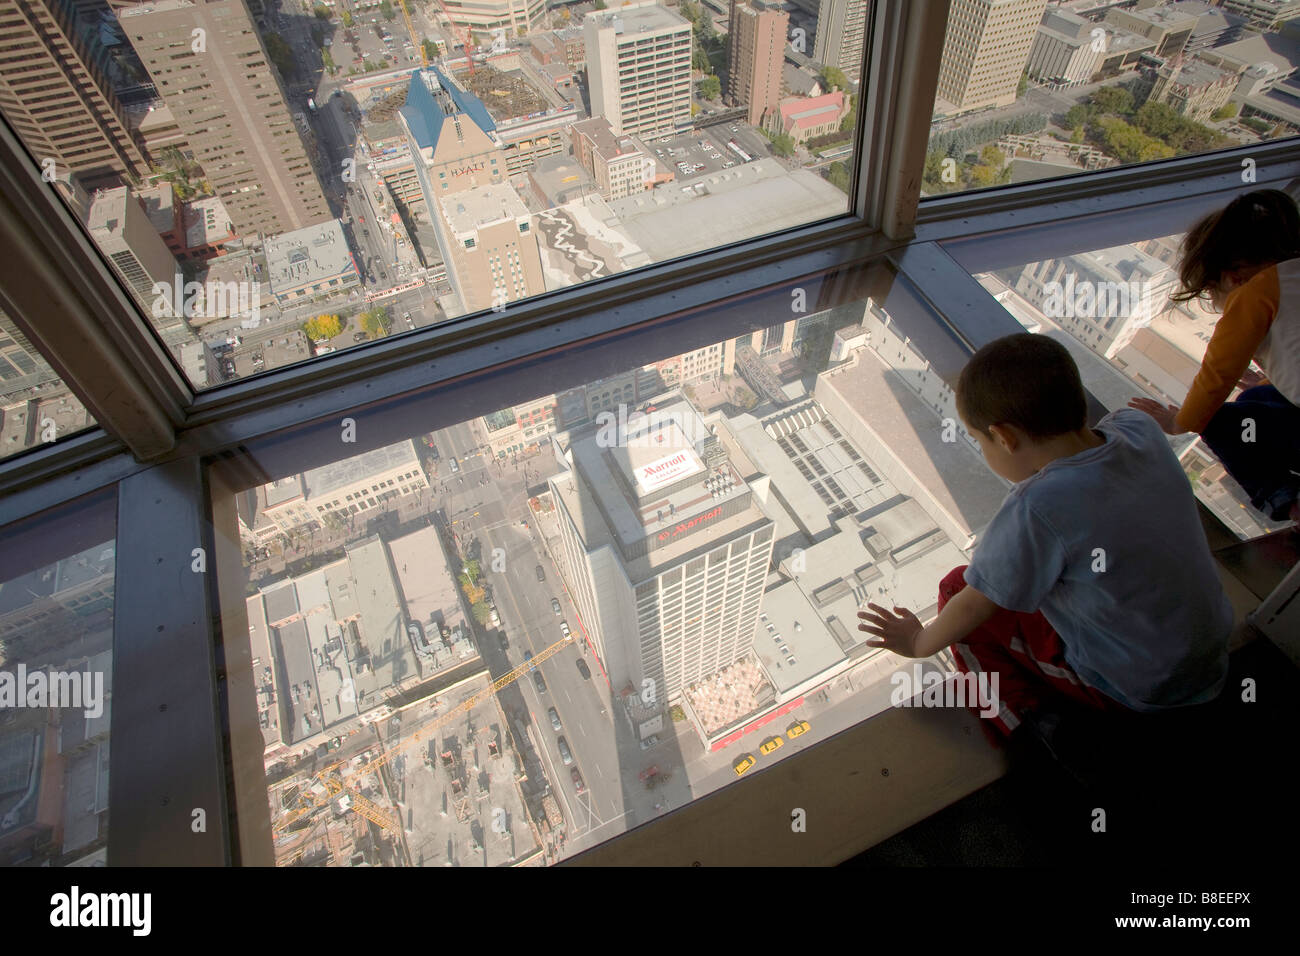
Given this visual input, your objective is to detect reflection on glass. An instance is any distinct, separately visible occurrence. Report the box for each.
[0,310,96,460]
[0,531,115,866]
[0,0,863,390]
[925,0,1298,196]
[220,267,1009,865]
[976,232,1292,539]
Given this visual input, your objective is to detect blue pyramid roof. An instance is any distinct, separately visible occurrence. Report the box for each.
[399,68,497,154]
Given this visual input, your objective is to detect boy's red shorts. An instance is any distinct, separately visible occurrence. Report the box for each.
[938,565,1131,737]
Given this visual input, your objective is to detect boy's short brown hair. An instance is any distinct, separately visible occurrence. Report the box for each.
[1174,189,1300,302]
[956,333,1088,441]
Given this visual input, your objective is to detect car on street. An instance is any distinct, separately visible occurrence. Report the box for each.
[449,457,459,473]
[548,707,562,731]
[498,632,509,652]
[733,754,757,776]
[532,670,548,694]
[638,734,660,751]
[759,735,785,755]
[535,564,545,582]
[575,658,590,680]
[523,649,534,669]
[786,719,811,739]
[570,767,586,794]
[551,597,561,615]
[353,331,368,342]
[557,736,572,765]
[560,620,570,638]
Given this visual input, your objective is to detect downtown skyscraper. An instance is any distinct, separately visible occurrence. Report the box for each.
[117,0,330,237]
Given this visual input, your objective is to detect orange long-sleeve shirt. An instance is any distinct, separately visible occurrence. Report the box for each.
[1176,260,1300,434]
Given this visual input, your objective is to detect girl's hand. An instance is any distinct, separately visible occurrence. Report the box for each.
[1237,367,1266,390]
[857,603,923,658]
[1128,397,1184,435]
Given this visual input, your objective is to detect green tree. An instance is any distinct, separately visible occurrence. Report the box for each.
[840,94,857,132]
[322,48,335,74]
[1096,116,1174,163]
[423,37,439,61]
[463,558,481,584]
[313,4,330,19]
[380,1,396,21]
[1017,70,1029,97]
[341,10,354,28]
[979,144,1005,167]
[594,0,606,8]
[1211,102,1239,121]
[264,32,296,79]
[769,132,795,157]
[699,74,721,101]
[820,65,848,92]
[361,307,391,336]
[827,161,850,193]
[1090,85,1134,115]
[471,602,493,626]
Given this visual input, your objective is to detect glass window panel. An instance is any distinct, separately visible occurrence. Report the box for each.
[0,310,97,461]
[0,493,115,866]
[924,1,1298,197]
[973,228,1293,539]
[213,258,997,865]
[0,0,868,391]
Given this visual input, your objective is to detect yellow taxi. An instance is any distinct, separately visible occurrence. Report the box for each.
[759,736,784,755]
[786,720,811,740]
[733,754,757,777]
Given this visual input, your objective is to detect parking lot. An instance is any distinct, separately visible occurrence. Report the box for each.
[648,127,751,180]
[331,11,421,73]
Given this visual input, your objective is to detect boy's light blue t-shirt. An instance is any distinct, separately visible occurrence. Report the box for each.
[963,409,1232,712]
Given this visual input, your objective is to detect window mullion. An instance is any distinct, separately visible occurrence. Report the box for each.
[0,118,191,460]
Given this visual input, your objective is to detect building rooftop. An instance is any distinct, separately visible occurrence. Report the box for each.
[778,90,845,130]
[184,197,235,247]
[553,396,773,579]
[400,68,497,153]
[607,159,846,264]
[137,183,176,234]
[588,2,691,35]
[1208,27,1300,72]
[441,182,530,235]
[528,154,596,206]
[815,337,1007,547]
[301,439,420,501]
[263,219,354,294]
[84,187,132,240]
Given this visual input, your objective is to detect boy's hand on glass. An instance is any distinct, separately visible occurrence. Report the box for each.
[1128,397,1184,435]
[858,603,923,657]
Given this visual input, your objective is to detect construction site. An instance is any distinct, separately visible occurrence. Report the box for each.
[270,645,571,866]
[460,65,551,123]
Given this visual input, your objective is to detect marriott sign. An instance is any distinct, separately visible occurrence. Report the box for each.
[657,505,722,543]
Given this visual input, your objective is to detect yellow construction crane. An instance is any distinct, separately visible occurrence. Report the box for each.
[397,0,426,68]
[274,632,575,836]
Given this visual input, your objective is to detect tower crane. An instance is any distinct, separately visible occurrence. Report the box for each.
[273,632,575,837]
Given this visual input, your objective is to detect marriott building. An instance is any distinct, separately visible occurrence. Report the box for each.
[549,395,775,705]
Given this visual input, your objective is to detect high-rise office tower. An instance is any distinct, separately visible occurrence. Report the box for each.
[117,0,330,237]
[936,0,1048,112]
[813,0,867,83]
[727,0,788,127]
[0,0,150,186]
[584,1,692,138]
[550,396,775,702]
[85,185,182,323]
